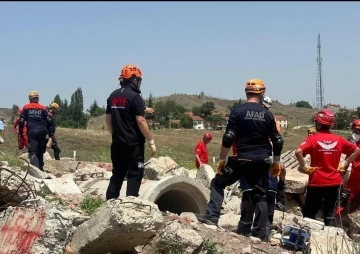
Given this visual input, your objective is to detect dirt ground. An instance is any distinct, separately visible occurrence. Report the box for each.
[140,215,296,254]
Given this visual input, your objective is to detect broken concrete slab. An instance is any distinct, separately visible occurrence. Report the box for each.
[273,210,302,231]
[0,166,38,206]
[69,197,163,254]
[166,167,189,177]
[0,201,81,254]
[222,195,241,215]
[43,151,52,161]
[180,212,198,223]
[195,164,215,189]
[74,164,107,181]
[40,175,82,196]
[26,163,53,179]
[218,213,240,231]
[156,220,203,254]
[284,168,308,194]
[144,156,178,180]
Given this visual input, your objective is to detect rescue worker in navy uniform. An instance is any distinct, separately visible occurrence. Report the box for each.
[45,102,61,160]
[19,91,54,171]
[105,64,156,200]
[196,79,284,241]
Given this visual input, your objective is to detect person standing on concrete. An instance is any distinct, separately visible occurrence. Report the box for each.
[19,91,55,171]
[195,132,213,169]
[45,103,61,160]
[295,109,360,226]
[105,64,156,200]
[196,79,284,241]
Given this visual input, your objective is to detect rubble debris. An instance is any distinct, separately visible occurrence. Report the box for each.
[0,198,82,254]
[283,168,308,194]
[74,164,106,181]
[144,156,178,180]
[195,164,215,189]
[155,220,203,254]
[166,166,189,177]
[69,196,164,254]
[40,175,82,196]
[0,161,37,210]
[26,163,53,179]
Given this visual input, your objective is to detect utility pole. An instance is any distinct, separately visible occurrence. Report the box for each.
[316,33,325,109]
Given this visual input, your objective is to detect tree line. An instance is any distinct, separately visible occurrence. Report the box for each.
[9,90,360,130]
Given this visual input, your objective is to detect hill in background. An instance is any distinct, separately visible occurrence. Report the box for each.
[87,94,316,129]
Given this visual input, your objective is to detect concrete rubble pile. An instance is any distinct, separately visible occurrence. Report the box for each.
[0,151,359,253]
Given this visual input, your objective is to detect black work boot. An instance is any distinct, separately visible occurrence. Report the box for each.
[195,214,218,226]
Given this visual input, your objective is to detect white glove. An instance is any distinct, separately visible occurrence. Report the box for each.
[148,140,156,157]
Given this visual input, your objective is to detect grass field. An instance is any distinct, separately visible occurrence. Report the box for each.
[2,124,351,169]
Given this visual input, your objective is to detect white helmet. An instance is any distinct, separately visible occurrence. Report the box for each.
[0,137,4,144]
[263,96,272,109]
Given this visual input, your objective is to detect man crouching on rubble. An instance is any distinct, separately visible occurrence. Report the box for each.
[295,109,360,226]
[196,79,284,241]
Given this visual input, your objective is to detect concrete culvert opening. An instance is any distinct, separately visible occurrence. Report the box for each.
[139,176,210,215]
[156,188,202,214]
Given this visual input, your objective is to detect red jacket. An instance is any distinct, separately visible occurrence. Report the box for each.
[347,141,360,180]
[298,130,357,186]
[13,118,27,135]
[195,140,209,168]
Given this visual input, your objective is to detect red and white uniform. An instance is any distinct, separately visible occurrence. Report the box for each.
[298,130,357,187]
[345,141,360,202]
[195,140,209,168]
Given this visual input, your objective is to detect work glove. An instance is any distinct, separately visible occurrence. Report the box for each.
[300,164,317,175]
[148,140,156,157]
[270,161,282,177]
[337,161,348,175]
[216,158,226,175]
[46,137,53,148]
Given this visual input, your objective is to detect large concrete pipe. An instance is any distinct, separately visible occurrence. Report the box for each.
[89,176,210,214]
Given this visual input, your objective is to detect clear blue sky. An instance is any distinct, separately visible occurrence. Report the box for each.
[1,2,359,110]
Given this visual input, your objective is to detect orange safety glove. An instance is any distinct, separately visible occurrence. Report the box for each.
[337,161,348,175]
[217,159,226,175]
[270,161,282,177]
[301,164,317,175]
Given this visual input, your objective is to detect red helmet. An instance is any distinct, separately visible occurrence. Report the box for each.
[352,119,360,130]
[18,108,23,114]
[203,132,213,141]
[314,109,335,126]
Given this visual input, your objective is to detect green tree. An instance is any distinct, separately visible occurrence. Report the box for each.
[200,102,215,118]
[11,104,19,122]
[295,100,312,109]
[192,106,202,116]
[154,100,185,127]
[180,114,193,129]
[356,106,360,118]
[148,92,154,108]
[87,100,105,117]
[335,109,355,130]
[205,114,224,127]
